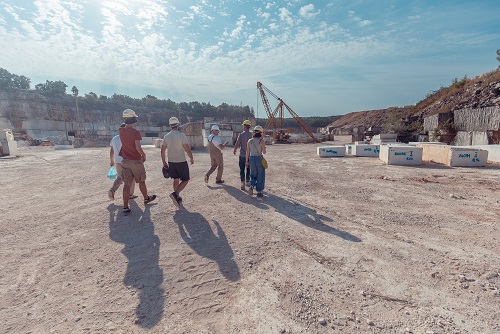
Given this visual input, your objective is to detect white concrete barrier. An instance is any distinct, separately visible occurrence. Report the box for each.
[379,145,422,165]
[471,145,500,163]
[352,144,380,157]
[317,146,346,157]
[153,138,163,148]
[417,144,488,167]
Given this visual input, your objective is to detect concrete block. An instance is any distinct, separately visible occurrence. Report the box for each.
[1,139,17,156]
[345,144,354,155]
[317,146,346,157]
[471,145,500,163]
[449,147,487,167]
[417,144,488,166]
[379,145,422,165]
[153,138,163,148]
[352,144,380,157]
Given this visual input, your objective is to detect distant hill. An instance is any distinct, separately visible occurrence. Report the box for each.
[329,69,500,131]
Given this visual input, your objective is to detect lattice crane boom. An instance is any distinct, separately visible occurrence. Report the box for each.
[256,81,319,143]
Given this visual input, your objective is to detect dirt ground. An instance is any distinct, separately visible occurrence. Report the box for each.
[1,140,499,334]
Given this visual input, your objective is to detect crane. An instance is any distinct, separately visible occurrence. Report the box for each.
[256,82,319,143]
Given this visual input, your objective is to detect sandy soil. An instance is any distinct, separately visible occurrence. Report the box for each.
[1,141,499,334]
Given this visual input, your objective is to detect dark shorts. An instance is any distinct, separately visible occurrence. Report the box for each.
[168,161,190,181]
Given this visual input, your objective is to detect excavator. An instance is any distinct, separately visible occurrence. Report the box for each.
[256,82,319,143]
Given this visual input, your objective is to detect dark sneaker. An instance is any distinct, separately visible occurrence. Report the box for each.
[169,192,180,209]
[204,175,209,183]
[144,195,157,204]
[256,192,263,198]
[248,186,253,196]
[215,180,225,184]
[123,207,131,214]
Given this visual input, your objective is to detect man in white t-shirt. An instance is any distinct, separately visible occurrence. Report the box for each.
[205,124,228,184]
[161,117,194,209]
[108,123,136,200]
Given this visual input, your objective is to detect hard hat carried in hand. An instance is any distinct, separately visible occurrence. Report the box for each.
[211,125,220,131]
[123,109,138,118]
[169,117,180,126]
[242,120,251,126]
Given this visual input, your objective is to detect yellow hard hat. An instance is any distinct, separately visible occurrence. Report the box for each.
[242,120,251,126]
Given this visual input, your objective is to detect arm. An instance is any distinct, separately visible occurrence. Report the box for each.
[261,140,266,154]
[183,143,194,164]
[161,142,168,167]
[135,140,146,162]
[110,147,114,166]
[233,139,241,155]
[245,141,251,167]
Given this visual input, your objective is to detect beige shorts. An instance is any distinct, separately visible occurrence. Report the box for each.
[121,159,146,184]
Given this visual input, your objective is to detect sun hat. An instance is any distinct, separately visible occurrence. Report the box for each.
[211,125,220,131]
[123,109,138,118]
[242,120,251,126]
[125,117,137,124]
[169,117,180,126]
[253,125,263,133]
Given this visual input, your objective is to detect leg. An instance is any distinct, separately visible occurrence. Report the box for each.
[249,156,258,188]
[173,178,180,192]
[138,181,148,200]
[238,156,246,182]
[206,156,217,178]
[256,163,266,193]
[122,181,132,208]
[176,180,189,194]
[215,155,224,181]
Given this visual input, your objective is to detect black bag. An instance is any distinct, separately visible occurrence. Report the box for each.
[162,166,170,178]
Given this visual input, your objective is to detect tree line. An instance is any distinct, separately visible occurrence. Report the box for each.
[0,67,337,129]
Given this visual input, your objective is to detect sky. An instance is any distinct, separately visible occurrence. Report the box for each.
[0,1,499,117]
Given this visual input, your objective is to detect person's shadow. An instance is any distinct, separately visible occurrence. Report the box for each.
[224,185,361,242]
[173,208,240,282]
[107,202,164,328]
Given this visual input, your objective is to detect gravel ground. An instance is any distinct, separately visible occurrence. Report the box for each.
[0,141,499,333]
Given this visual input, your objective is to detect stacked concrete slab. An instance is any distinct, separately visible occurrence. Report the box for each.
[317,146,346,157]
[379,145,423,165]
[370,134,397,145]
[417,143,488,167]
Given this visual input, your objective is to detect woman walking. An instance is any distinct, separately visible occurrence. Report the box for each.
[245,125,267,198]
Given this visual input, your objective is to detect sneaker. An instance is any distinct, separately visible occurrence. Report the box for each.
[204,175,209,183]
[169,192,180,209]
[240,182,245,190]
[108,189,115,200]
[248,186,253,196]
[123,207,131,214]
[215,180,225,184]
[144,195,157,204]
[256,192,263,198]
[129,194,138,199]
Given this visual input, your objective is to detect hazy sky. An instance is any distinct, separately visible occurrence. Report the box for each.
[1,0,499,117]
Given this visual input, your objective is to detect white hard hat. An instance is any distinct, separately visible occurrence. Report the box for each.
[123,109,138,118]
[169,117,180,126]
[211,125,220,131]
[253,125,263,133]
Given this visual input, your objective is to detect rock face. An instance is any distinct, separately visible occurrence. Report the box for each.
[329,69,500,130]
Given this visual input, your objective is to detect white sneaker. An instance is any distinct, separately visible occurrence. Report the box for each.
[108,189,115,200]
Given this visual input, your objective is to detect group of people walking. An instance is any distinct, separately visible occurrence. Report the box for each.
[108,109,267,213]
